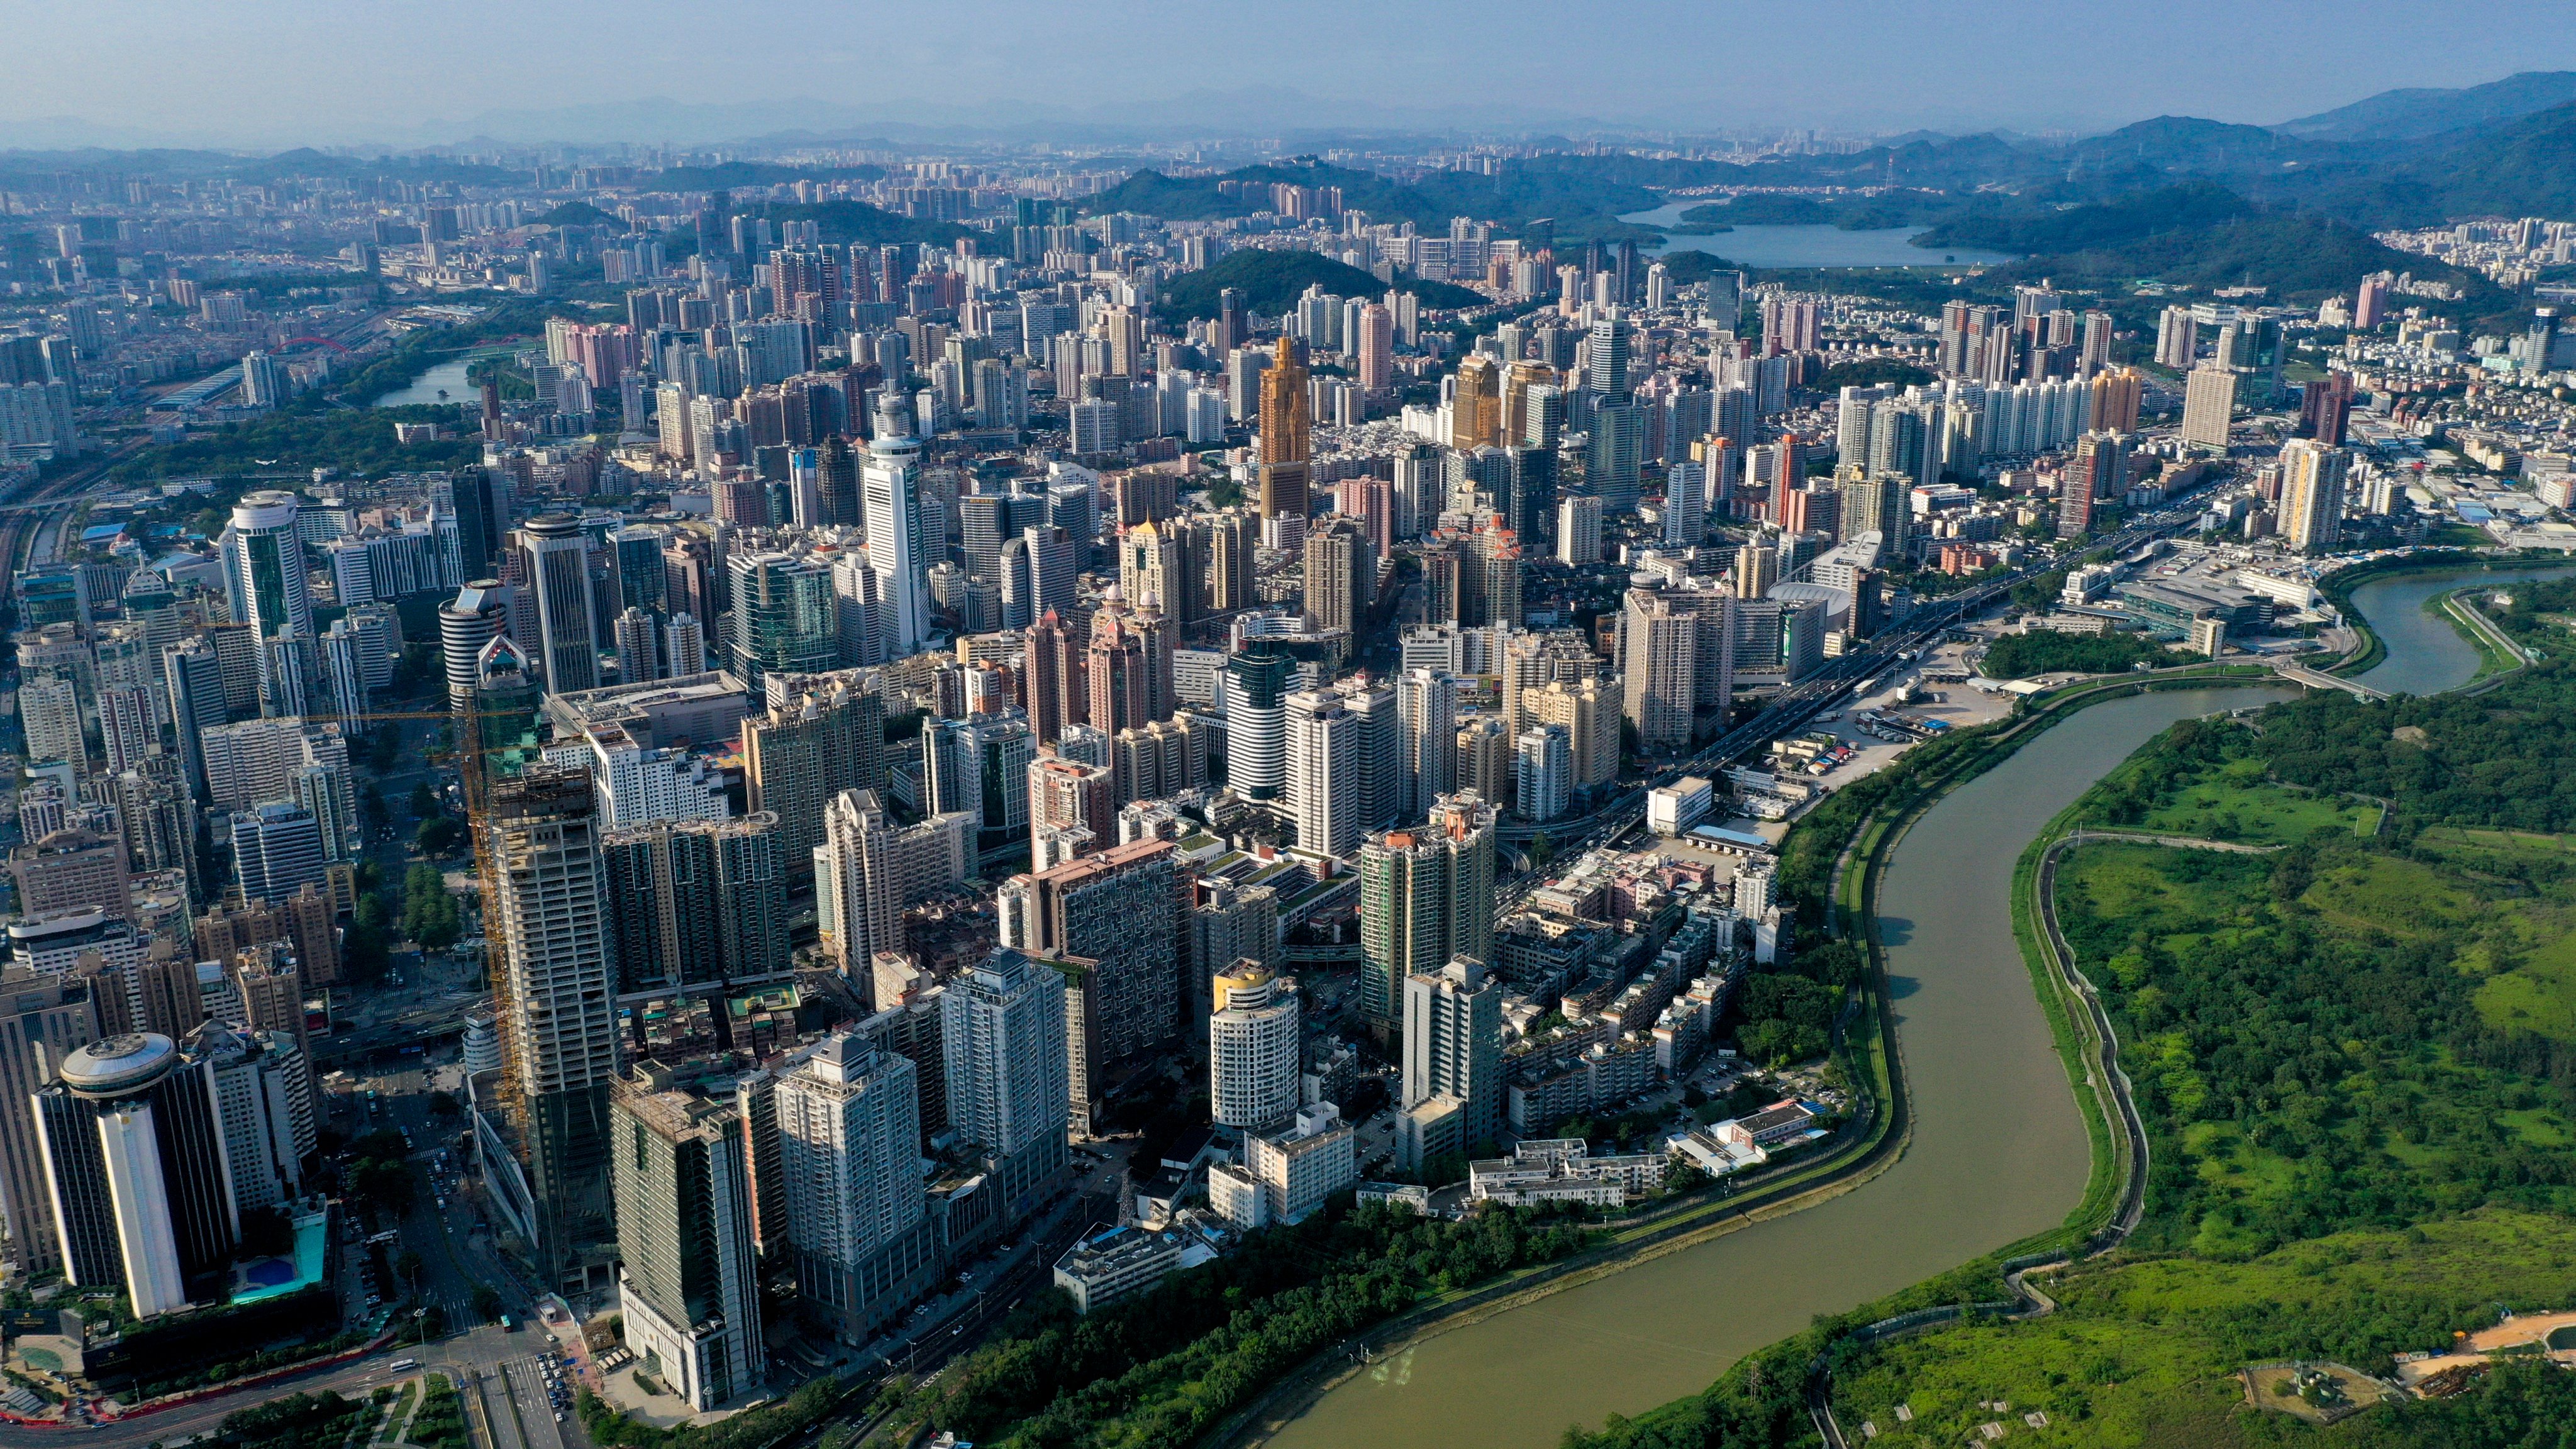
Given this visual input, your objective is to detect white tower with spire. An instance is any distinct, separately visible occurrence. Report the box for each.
[862,393,930,658]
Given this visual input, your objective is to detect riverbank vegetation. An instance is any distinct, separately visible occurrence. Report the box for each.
[894,1201,1591,1448]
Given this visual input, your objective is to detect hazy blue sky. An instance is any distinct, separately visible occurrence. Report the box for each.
[9,0,2576,148]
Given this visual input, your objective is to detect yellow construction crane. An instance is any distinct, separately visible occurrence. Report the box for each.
[332,700,523,1127]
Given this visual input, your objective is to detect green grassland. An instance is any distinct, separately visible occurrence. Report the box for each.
[1830,1211,2576,1449]
[2131,755,2378,843]
[2055,836,2576,1257]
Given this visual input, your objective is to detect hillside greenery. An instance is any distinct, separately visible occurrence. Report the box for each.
[1157,247,1482,323]
[1085,157,1665,238]
[1679,191,1949,231]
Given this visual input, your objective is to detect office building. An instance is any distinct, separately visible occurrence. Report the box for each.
[33,1033,233,1318]
[226,490,312,654]
[1209,963,1300,1132]
[1257,335,1311,521]
[1451,355,1500,450]
[611,1067,762,1405]
[863,393,932,657]
[940,949,1071,1222]
[813,789,972,980]
[726,548,838,687]
[0,970,96,1279]
[487,767,618,1285]
[1218,650,1291,803]
[515,515,600,694]
[2280,440,2350,552]
[1354,792,1498,1036]
[438,580,513,705]
[1282,689,1362,858]
[2180,367,2237,449]
[1397,957,1503,1175]
[230,803,327,907]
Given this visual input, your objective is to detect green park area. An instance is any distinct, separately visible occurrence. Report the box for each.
[1830,1211,2576,1448]
[1807,676,2576,1442]
[2128,754,2380,843]
[1562,641,2576,1449]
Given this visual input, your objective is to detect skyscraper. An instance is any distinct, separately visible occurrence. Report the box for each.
[487,767,618,1284]
[2062,431,2126,540]
[726,548,838,687]
[1023,609,1084,745]
[1301,517,1372,636]
[1256,335,1311,522]
[33,1033,234,1318]
[813,789,971,984]
[2279,439,2350,552]
[519,515,600,694]
[997,841,1182,1108]
[1355,303,1394,394]
[611,1067,762,1404]
[1394,669,1458,821]
[862,392,931,657]
[1451,355,1500,451]
[1354,792,1497,1037]
[601,814,792,1001]
[1209,963,1299,1131]
[0,970,95,1279]
[1219,650,1291,804]
[228,492,312,715]
[230,802,327,907]
[1284,690,1362,858]
[438,580,512,704]
[774,1034,937,1343]
[743,673,887,894]
[1515,724,1572,821]
[2180,366,2237,449]
[1396,956,1502,1175]
[1620,585,1736,752]
[940,949,1071,1221]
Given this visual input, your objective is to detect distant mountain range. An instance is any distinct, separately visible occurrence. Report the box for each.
[2272,70,2576,142]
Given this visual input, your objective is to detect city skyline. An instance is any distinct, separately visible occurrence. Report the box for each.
[9,3,2576,149]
